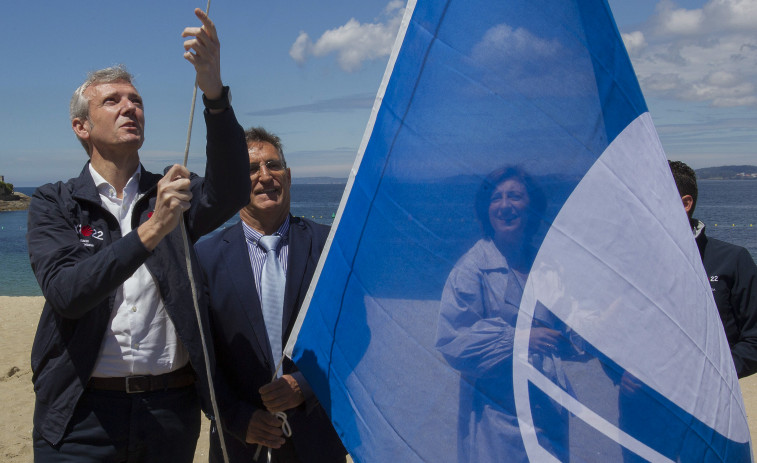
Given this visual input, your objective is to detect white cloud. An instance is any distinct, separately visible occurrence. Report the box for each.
[470,23,596,98]
[655,1,704,34]
[701,0,757,30]
[472,24,562,61]
[384,0,405,15]
[289,2,405,72]
[705,70,738,87]
[621,31,647,55]
[626,0,757,107]
[289,32,310,64]
[643,72,684,92]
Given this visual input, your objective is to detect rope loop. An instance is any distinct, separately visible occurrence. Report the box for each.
[275,411,292,437]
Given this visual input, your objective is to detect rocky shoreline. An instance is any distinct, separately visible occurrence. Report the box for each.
[0,193,31,212]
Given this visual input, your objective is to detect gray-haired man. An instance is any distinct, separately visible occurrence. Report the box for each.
[27,9,249,461]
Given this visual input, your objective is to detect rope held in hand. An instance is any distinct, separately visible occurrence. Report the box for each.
[179,1,231,463]
[254,356,293,461]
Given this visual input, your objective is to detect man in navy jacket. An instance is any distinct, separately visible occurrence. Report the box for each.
[196,127,346,462]
[669,161,757,378]
[26,9,249,461]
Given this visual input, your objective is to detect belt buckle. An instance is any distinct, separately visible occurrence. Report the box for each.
[125,375,149,393]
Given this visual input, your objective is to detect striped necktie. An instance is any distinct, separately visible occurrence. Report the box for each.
[259,234,285,376]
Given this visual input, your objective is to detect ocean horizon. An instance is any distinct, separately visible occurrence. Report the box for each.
[1,180,755,297]
[1,183,347,296]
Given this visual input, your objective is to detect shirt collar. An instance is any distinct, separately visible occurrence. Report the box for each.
[88,163,142,200]
[242,215,290,246]
[692,218,705,239]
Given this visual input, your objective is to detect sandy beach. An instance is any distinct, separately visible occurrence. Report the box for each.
[0,297,212,462]
[2,296,756,461]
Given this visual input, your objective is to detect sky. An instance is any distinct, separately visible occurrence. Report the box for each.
[0,0,754,187]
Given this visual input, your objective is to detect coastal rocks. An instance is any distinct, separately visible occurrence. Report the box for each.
[0,193,30,212]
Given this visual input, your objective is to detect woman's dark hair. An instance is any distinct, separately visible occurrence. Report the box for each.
[475,166,547,238]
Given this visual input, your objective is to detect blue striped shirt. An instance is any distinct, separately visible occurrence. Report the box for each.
[241,215,314,396]
[242,217,290,302]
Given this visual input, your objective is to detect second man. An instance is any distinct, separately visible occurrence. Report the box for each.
[196,127,346,463]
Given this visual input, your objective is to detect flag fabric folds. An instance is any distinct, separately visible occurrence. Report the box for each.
[285,0,752,461]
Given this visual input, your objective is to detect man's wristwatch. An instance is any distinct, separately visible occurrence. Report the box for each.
[202,86,231,110]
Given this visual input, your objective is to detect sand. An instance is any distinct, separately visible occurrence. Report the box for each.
[0,297,211,462]
[2,295,756,461]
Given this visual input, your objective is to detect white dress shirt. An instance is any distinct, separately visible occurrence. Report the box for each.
[89,164,189,377]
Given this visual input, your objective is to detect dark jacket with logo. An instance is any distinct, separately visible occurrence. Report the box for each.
[694,220,757,378]
[26,108,250,446]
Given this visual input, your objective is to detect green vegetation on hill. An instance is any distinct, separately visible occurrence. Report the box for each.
[0,180,14,196]
[0,179,30,210]
[695,165,757,180]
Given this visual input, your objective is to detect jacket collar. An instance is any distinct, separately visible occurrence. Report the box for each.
[69,162,103,204]
[71,161,160,204]
[472,238,511,272]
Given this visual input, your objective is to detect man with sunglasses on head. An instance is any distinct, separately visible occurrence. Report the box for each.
[195,127,346,462]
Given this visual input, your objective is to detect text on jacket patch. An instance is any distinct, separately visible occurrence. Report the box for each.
[77,224,104,247]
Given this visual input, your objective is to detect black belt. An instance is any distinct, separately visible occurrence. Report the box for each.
[87,364,196,393]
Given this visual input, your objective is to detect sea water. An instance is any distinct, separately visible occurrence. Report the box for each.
[2,181,755,297]
[0,184,346,296]
[0,209,37,296]
[696,180,757,257]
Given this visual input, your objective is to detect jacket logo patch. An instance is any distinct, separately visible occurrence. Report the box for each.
[77,224,104,247]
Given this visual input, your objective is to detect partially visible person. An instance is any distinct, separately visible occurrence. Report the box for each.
[436,166,579,462]
[614,161,757,463]
[26,9,250,462]
[669,160,757,378]
[196,127,346,462]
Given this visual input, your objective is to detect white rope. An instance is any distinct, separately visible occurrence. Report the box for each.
[254,355,293,461]
[179,1,230,463]
[180,223,230,463]
[182,82,199,166]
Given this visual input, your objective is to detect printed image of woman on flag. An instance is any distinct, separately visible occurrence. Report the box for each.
[436,166,582,461]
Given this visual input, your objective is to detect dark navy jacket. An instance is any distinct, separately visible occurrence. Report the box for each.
[196,217,346,462]
[695,221,757,378]
[26,108,250,446]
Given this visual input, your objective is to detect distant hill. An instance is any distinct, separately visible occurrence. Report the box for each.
[292,177,347,184]
[695,165,757,180]
[296,168,757,183]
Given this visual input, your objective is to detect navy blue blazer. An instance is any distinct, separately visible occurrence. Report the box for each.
[195,216,345,462]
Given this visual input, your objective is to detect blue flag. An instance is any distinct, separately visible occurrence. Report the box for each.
[285,0,752,461]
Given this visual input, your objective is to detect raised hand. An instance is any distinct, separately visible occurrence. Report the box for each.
[181,8,223,100]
